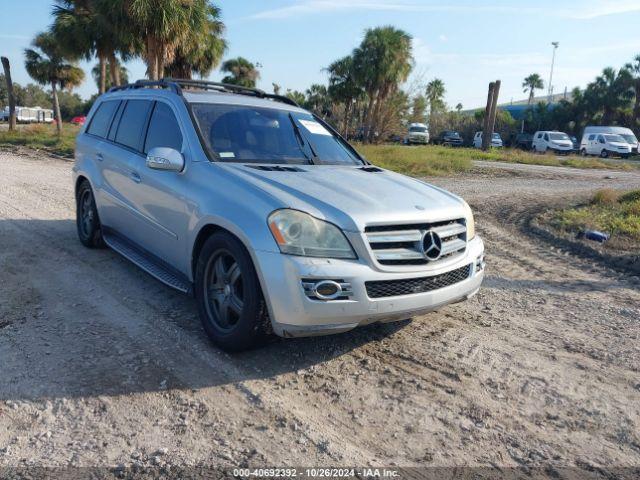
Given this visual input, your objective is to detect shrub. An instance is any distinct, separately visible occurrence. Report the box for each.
[591,189,620,205]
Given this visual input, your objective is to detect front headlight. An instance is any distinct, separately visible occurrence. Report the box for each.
[462,201,475,239]
[268,209,357,259]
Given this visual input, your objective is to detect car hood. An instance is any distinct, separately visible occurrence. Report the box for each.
[552,140,572,147]
[609,142,631,148]
[216,164,466,232]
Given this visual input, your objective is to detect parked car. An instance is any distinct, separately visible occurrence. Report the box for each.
[473,132,503,148]
[512,132,533,150]
[405,123,429,144]
[73,79,484,351]
[582,126,638,154]
[432,130,463,147]
[0,105,54,123]
[580,133,632,158]
[531,131,573,154]
[71,115,87,126]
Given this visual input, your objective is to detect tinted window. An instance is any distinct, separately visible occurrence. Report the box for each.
[115,100,152,151]
[191,103,362,166]
[588,134,595,140]
[87,101,119,138]
[144,102,183,153]
[544,133,549,141]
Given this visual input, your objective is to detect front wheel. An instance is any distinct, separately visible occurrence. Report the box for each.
[195,232,268,351]
[76,181,105,248]
[580,148,587,157]
[600,149,609,158]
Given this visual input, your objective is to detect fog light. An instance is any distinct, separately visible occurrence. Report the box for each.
[313,280,342,300]
[475,255,485,272]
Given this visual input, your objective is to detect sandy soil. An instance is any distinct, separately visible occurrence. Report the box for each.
[1,151,640,477]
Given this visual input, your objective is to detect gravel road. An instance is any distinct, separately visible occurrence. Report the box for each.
[1,150,640,476]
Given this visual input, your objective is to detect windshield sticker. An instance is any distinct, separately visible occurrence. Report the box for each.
[219,152,235,158]
[299,119,332,136]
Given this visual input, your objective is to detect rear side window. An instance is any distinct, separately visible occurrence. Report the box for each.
[115,100,152,151]
[86,100,119,138]
[588,134,595,140]
[144,102,183,153]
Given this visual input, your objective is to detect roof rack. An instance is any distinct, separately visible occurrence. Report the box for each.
[107,78,299,107]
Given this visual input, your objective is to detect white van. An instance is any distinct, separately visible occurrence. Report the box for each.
[581,133,632,158]
[581,126,638,154]
[531,131,573,154]
[405,123,429,144]
[473,132,502,148]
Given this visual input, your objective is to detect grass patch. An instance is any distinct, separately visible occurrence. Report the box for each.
[357,144,638,175]
[0,124,79,158]
[551,189,640,244]
[358,144,473,176]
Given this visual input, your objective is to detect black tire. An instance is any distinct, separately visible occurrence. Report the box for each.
[600,149,609,158]
[76,180,105,248]
[580,148,587,157]
[195,232,268,352]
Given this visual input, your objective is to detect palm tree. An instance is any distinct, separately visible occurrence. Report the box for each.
[92,59,128,91]
[623,55,640,128]
[591,67,633,124]
[24,31,85,134]
[165,4,227,79]
[326,55,363,136]
[220,57,260,88]
[455,103,463,112]
[426,78,446,115]
[52,0,129,94]
[352,26,413,142]
[409,95,427,123]
[522,73,544,105]
[305,84,330,118]
[123,0,209,80]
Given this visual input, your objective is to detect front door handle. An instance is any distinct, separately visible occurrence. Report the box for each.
[130,171,141,184]
[96,153,104,162]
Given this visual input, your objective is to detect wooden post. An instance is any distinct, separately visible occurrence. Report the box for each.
[1,56,17,131]
[488,80,501,145]
[481,82,495,150]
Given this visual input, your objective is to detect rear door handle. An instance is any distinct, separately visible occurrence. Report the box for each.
[130,171,141,184]
[96,153,104,162]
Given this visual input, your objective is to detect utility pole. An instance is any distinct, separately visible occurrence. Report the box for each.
[488,80,501,143]
[1,57,16,131]
[548,41,559,102]
[482,82,495,151]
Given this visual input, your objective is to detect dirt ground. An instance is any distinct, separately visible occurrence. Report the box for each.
[1,151,640,477]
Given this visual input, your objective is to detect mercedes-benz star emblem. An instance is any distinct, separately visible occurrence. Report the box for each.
[422,230,442,260]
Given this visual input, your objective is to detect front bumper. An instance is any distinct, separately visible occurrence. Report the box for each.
[257,236,485,337]
[407,136,429,144]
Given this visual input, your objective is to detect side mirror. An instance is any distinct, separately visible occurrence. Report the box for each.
[146,147,184,172]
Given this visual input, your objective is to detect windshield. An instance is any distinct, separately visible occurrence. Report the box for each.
[444,131,459,137]
[191,103,363,165]
[604,134,626,143]
[492,133,501,139]
[620,134,638,144]
[549,132,570,141]
[409,126,427,133]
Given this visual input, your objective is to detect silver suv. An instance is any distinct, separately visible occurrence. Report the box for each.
[74,79,485,351]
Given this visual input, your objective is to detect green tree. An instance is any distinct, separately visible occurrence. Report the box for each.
[285,89,306,106]
[165,3,227,79]
[590,67,633,124]
[622,55,640,128]
[455,103,463,112]
[24,31,85,134]
[305,84,330,118]
[352,26,413,142]
[326,55,363,137]
[220,57,260,88]
[409,94,427,123]
[272,83,281,95]
[92,59,128,91]
[426,78,446,115]
[124,0,209,80]
[522,73,544,105]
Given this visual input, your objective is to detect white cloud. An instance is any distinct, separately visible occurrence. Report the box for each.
[569,0,640,19]
[438,34,448,42]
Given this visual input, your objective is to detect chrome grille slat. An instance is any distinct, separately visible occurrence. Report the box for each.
[366,230,422,243]
[365,218,467,266]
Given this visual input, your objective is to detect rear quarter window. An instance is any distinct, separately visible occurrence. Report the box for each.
[86,100,120,138]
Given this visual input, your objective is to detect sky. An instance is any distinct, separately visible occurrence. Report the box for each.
[2,0,640,109]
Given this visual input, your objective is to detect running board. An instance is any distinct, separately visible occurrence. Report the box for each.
[103,232,192,294]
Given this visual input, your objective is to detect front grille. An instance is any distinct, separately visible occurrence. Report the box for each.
[365,219,467,266]
[365,264,472,299]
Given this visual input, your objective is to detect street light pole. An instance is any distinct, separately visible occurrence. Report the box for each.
[548,41,559,102]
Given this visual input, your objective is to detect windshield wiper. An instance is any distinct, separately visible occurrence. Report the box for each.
[288,113,318,164]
